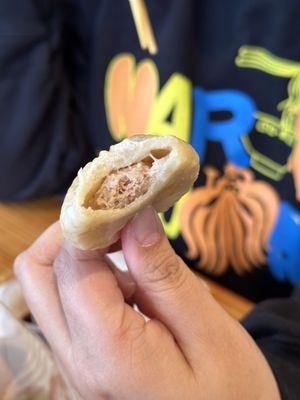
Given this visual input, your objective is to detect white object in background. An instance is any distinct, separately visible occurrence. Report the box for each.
[107,251,128,272]
[0,279,28,319]
[0,302,80,400]
[107,251,150,321]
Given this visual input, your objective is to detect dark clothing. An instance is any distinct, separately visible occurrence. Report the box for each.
[1,2,300,397]
[1,0,300,302]
[243,285,300,400]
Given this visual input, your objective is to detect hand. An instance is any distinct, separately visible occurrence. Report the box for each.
[14,208,280,400]
[289,112,300,201]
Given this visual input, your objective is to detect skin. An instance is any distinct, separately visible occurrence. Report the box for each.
[14,207,281,400]
[289,112,300,201]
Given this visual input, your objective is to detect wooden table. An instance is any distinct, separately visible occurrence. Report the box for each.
[0,199,254,320]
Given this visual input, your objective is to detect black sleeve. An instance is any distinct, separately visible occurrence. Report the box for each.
[0,0,90,201]
[242,286,300,400]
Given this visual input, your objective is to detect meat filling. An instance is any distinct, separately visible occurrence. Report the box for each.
[92,162,152,210]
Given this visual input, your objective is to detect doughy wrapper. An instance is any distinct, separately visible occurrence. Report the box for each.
[60,135,200,250]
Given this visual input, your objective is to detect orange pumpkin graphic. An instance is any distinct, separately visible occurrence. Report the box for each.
[105,54,158,140]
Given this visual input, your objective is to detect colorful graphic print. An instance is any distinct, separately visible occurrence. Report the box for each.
[180,165,279,276]
[104,48,300,284]
[105,54,158,140]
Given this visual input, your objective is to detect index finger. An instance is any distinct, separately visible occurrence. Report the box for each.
[25,221,63,265]
[14,222,71,364]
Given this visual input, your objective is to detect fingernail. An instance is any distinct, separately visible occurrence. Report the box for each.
[131,207,164,247]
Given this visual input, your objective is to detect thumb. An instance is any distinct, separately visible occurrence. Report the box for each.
[121,207,215,344]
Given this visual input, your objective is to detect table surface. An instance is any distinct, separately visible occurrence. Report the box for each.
[0,199,254,320]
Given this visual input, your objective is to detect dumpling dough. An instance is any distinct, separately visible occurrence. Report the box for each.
[60,135,200,250]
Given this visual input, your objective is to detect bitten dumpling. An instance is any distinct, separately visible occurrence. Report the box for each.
[60,135,200,250]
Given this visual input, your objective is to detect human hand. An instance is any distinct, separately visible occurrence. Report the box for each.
[14,208,280,400]
[288,112,300,201]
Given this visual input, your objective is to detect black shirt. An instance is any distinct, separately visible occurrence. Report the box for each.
[1,0,299,301]
[1,1,300,397]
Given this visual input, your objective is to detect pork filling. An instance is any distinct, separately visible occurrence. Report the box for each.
[86,148,171,210]
[91,162,152,210]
